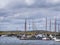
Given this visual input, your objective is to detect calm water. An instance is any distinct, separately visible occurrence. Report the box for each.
[0,36,60,45]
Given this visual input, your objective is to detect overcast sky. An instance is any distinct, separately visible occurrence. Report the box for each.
[0,0,60,31]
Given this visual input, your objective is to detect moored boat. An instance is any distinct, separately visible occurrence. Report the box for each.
[53,36,60,42]
[42,37,50,40]
[0,35,1,37]
[1,35,7,37]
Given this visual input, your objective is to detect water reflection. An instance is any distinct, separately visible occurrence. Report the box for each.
[0,37,60,45]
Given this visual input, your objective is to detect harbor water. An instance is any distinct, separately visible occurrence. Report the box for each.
[0,37,60,45]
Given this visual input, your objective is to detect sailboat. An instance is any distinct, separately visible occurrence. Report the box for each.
[52,19,60,42]
[53,36,60,42]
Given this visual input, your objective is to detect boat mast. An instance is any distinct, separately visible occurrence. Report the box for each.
[50,19,51,32]
[54,18,56,36]
[25,19,27,32]
[24,18,27,38]
[46,17,47,31]
[58,24,60,32]
[32,20,35,31]
[55,19,56,33]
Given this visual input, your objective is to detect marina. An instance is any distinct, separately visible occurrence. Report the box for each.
[0,0,60,45]
[0,18,60,42]
[0,36,60,45]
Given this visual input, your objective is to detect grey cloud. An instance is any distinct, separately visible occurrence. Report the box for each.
[0,0,60,31]
[2,0,60,9]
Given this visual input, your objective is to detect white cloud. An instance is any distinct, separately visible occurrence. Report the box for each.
[0,22,10,24]
[0,0,11,8]
[0,16,5,21]
[1,0,60,9]
[25,0,35,6]
[46,0,60,4]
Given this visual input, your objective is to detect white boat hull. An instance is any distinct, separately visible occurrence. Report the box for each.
[42,37,50,40]
[55,39,60,42]
[53,37,60,42]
